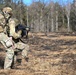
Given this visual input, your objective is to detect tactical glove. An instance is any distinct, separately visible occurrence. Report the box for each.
[13,30,22,39]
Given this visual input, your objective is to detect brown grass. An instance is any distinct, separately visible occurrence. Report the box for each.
[0,32,76,75]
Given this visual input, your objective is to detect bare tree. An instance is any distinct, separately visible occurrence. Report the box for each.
[55,2,60,32]
[28,1,40,32]
[55,11,58,32]
[65,0,71,32]
[29,0,47,32]
[50,1,55,32]
[61,0,65,28]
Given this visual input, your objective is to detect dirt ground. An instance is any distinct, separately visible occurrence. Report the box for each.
[0,32,76,75]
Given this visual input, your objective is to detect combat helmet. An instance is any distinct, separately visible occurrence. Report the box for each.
[2,7,12,19]
[3,7,12,14]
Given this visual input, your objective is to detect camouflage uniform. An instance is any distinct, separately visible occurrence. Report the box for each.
[0,7,29,69]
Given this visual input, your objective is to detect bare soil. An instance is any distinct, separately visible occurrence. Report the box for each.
[0,32,76,75]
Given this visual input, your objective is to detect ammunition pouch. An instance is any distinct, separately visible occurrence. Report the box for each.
[1,37,13,48]
[5,37,13,48]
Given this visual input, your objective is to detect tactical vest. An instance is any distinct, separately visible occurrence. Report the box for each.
[0,13,6,33]
[0,13,10,37]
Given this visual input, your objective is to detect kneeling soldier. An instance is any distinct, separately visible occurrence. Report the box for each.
[0,7,29,69]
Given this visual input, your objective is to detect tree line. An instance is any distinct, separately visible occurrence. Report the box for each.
[0,0,76,33]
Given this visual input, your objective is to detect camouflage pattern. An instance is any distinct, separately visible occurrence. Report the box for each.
[15,42,29,57]
[0,7,29,69]
[2,7,12,13]
[8,18,22,39]
[0,33,9,48]
[4,48,14,69]
[2,7,12,19]
[0,14,5,24]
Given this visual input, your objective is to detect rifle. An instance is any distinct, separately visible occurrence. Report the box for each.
[15,24,30,39]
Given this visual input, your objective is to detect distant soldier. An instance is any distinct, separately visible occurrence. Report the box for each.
[0,7,29,69]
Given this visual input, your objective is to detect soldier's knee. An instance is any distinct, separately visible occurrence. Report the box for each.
[6,49,14,53]
[22,44,29,57]
[6,49,14,58]
[24,44,29,51]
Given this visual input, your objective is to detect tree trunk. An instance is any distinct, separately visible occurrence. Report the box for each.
[67,17,70,32]
[62,15,65,26]
[47,15,50,33]
[51,19,54,32]
[56,11,58,32]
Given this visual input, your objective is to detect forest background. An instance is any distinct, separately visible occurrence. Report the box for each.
[0,0,76,34]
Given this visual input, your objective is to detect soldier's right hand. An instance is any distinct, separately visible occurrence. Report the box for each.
[13,30,22,39]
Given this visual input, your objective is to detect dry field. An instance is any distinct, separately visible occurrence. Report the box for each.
[0,32,76,75]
